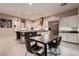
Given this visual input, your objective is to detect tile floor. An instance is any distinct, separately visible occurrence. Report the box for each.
[0,36,79,56]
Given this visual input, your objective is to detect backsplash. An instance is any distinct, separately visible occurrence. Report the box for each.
[59,27,78,31]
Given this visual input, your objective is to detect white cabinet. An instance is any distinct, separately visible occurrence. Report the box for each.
[59,15,78,27]
[68,33,78,43]
[59,17,68,27]
[59,33,78,43]
[67,15,78,27]
[59,33,67,41]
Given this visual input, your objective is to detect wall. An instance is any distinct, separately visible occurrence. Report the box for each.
[0,15,16,38]
[25,20,32,31]
[55,8,78,18]
[25,18,49,31]
[13,18,21,31]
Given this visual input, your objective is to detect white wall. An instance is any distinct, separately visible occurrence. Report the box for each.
[13,18,21,31]
[0,17,16,38]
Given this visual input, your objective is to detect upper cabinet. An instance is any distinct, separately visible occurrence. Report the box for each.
[59,17,68,27]
[59,15,78,27]
[67,15,78,27]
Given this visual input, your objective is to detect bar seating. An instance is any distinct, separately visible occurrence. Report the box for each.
[25,36,44,56]
[48,36,62,55]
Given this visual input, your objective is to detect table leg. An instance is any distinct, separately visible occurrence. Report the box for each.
[56,39,57,44]
[35,41,37,44]
[44,44,47,56]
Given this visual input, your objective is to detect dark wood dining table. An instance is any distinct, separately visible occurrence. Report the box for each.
[30,33,59,56]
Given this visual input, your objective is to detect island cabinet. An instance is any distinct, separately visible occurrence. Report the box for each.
[16,31,37,38]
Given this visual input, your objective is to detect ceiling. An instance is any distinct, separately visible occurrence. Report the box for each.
[0,3,78,20]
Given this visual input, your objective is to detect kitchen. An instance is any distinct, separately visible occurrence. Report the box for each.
[0,3,79,56]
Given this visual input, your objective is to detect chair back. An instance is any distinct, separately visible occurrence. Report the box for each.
[16,31,21,39]
[25,36,33,54]
[57,36,62,47]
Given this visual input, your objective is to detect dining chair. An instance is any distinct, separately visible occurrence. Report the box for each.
[25,32,36,42]
[48,36,62,55]
[25,32,42,51]
[25,37,44,56]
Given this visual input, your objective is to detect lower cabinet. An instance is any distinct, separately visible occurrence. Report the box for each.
[59,33,78,44]
[68,33,78,43]
[59,33,67,41]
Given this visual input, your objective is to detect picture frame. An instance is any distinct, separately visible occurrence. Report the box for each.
[0,18,12,28]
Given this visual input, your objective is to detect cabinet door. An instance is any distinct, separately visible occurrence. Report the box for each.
[59,17,68,27]
[67,15,78,27]
[59,33,67,41]
[68,33,78,43]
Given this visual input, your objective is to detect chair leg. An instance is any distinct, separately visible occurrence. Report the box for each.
[49,48,57,56]
[49,47,61,56]
[57,47,61,55]
[52,48,58,56]
[54,47,61,55]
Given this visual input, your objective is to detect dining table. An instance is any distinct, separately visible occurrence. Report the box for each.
[30,33,59,56]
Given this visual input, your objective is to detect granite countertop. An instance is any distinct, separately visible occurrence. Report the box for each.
[59,31,78,33]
